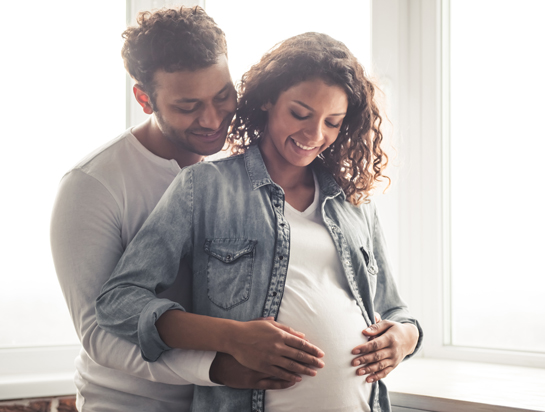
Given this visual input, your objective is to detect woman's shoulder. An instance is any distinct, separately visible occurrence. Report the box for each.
[180,152,245,175]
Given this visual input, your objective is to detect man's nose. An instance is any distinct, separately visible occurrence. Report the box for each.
[198,104,222,130]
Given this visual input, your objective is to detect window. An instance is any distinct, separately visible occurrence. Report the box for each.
[205,0,371,86]
[373,0,545,368]
[0,0,126,399]
[447,0,545,354]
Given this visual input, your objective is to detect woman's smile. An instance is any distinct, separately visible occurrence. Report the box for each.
[290,137,318,151]
[260,78,348,171]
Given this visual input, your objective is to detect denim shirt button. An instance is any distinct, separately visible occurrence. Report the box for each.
[279,255,283,260]
[274,203,280,208]
[272,291,277,296]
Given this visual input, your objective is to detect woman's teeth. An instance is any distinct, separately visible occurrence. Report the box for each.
[292,139,315,151]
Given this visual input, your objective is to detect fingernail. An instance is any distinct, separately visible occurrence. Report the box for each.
[352,349,360,354]
[365,328,372,333]
[357,369,365,376]
[367,377,374,383]
[353,360,360,366]
[296,376,302,382]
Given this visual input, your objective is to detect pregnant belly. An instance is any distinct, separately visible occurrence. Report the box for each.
[265,285,373,412]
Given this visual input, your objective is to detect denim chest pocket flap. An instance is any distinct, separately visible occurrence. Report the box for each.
[204,238,257,310]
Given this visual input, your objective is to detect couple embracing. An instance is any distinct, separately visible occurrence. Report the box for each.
[51,6,422,412]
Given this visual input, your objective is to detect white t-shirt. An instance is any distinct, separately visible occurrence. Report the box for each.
[50,128,217,412]
[265,177,372,412]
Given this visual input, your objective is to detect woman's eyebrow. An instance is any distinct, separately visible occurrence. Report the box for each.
[293,100,346,116]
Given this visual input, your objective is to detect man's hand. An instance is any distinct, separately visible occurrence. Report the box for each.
[350,320,419,383]
[209,352,296,390]
[227,317,325,382]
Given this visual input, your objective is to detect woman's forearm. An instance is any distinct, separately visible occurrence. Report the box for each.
[155,309,325,381]
[156,309,238,353]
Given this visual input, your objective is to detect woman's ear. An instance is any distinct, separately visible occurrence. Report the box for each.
[261,102,272,111]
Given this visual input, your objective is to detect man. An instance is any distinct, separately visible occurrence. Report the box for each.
[50,7,294,412]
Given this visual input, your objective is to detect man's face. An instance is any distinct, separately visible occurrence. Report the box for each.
[152,54,236,156]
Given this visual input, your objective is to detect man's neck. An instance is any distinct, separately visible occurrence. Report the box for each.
[132,117,204,168]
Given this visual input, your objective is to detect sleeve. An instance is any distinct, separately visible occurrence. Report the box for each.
[96,167,196,363]
[370,204,424,359]
[51,168,218,386]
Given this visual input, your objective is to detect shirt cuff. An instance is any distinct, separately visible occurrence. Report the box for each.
[162,349,223,387]
[138,298,185,362]
[400,319,424,360]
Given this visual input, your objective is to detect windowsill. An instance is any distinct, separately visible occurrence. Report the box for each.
[0,346,79,401]
[2,354,544,411]
[384,358,545,412]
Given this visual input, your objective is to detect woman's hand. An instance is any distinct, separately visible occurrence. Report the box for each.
[350,319,419,383]
[226,317,325,382]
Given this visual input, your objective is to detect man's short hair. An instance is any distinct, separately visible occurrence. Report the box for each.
[122,6,227,104]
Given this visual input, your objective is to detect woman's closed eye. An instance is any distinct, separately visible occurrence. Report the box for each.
[290,110,309,120]
[325,120,342,128]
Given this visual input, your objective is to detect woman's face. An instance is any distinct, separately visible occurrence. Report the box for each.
[260,78,348,170]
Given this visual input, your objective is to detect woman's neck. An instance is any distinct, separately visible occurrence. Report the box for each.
[259,141,315,212]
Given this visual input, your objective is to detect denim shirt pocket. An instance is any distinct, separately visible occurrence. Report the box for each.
[204,238,257,310]
[360,246,378,299]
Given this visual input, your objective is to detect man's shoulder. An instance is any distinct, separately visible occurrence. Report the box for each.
[67,130,134,177]
[63,128,172,190]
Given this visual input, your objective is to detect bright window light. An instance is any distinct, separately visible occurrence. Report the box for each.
[449,0,545,353]
[205,0,371,87]
[0,1,126,348]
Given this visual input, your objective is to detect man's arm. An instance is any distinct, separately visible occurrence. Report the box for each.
[51,169,216,386]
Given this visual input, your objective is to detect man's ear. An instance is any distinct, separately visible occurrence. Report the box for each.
[261,102,272,111]
[133,85,154,115]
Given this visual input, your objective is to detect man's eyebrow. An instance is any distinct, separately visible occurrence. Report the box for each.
[293,100,346,116]
[174,83,231,104]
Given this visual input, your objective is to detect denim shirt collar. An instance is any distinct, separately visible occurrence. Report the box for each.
[243,144,345,200]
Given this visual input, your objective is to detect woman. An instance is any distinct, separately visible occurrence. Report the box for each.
[97,32,422,412]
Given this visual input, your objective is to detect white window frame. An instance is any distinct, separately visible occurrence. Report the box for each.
[371,0,545,369]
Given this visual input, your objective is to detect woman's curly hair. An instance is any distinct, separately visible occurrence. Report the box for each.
[121,6,226,106]
[228,32,388,205]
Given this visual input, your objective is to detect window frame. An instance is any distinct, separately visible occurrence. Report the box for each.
[371,0,545,369]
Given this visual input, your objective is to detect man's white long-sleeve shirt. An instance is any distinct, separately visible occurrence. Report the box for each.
[50,128,217,412]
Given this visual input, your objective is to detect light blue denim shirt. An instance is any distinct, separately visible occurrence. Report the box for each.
[96,144,423,412]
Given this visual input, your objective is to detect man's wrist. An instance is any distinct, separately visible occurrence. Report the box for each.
[209,352,224,384]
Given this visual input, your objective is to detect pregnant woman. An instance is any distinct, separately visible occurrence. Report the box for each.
[97,32,422,412]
